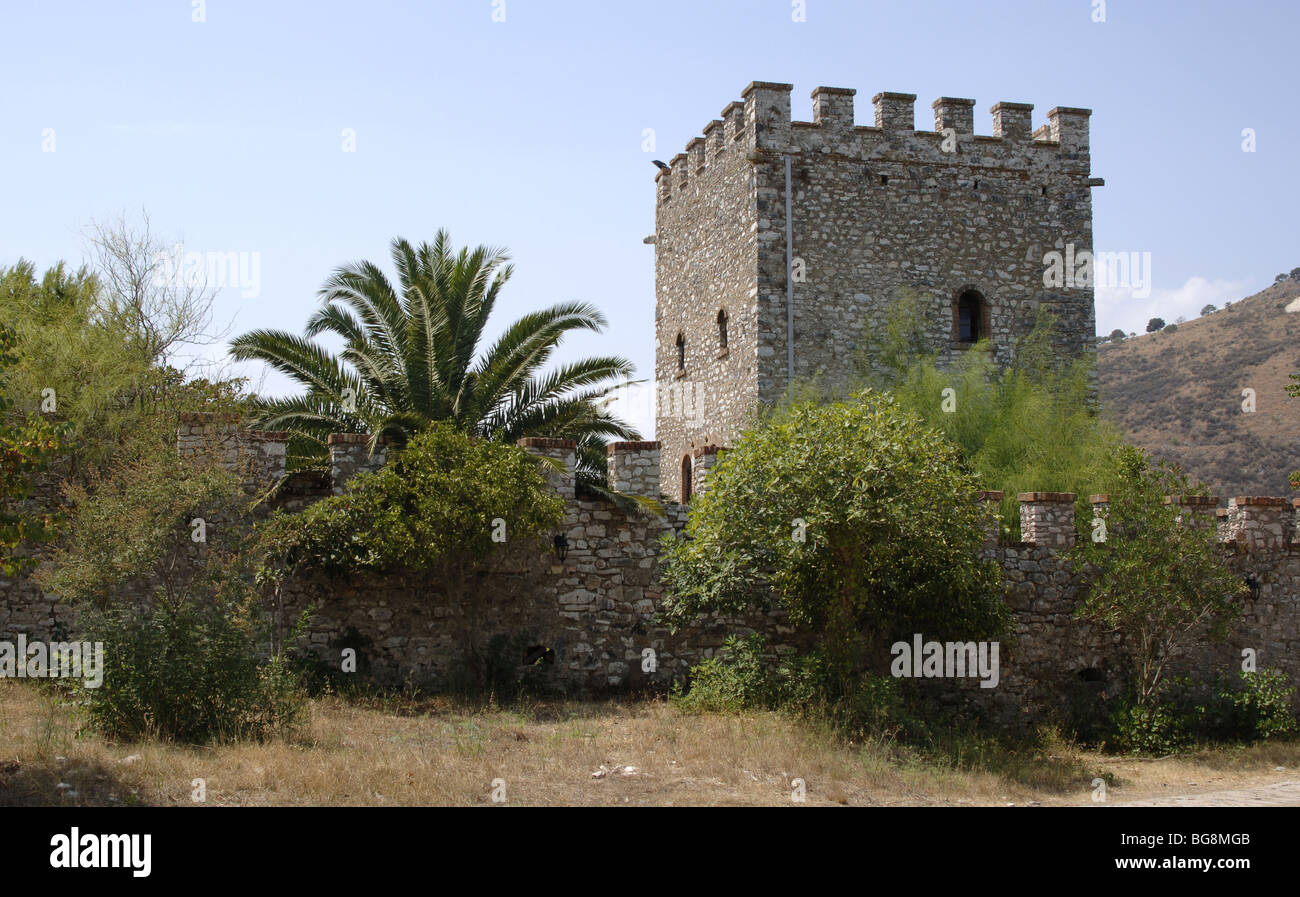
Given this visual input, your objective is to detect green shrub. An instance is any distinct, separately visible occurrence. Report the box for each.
[660,389,1008,683]
[1192,670,1298,743]
[673,635,777,713]
[76,601,303,743]
[675,636,906,739]
[782,657,906,738]
[38,447,305,743]
[1068,446,1244,708]
[857,298,1120,541]
[1108,700,1187,755]
[258,423,566,694]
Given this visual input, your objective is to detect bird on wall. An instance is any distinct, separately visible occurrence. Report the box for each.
[652,160,671,172]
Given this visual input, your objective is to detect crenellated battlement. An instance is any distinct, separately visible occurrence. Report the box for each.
[175,415,1298,560]
[654,81,1100,502]
[177,411,289,485]
[2,412,1290,713]
[655,81,1092,202]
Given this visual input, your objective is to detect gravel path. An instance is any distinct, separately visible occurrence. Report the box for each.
[1110,781,1300,807]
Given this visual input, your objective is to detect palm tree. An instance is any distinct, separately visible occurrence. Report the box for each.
[229,232,639,491]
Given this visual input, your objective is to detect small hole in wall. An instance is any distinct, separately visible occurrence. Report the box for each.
[879,174,889,186]
[1077,667,1105,683]
[1041,186,1047,197]
[973,179,980,190]
[523,646,555,666]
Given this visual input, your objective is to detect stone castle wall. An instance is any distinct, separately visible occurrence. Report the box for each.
[655,82,1100,500]
[221,417,1300,719]
[4,415,1297,726]
[965,493,1300,725]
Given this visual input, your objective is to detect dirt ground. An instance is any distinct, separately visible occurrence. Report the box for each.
[2,681,1296,807]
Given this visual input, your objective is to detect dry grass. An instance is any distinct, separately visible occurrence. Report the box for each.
[1,680,1297,806]
[1098,277,1300,497]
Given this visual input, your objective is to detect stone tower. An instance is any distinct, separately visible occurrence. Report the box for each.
[653,81,1101,502]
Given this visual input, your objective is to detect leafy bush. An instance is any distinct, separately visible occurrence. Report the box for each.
[1193,670,1298,742]
[778,649,906,737]
[1108,700,1187,755]
[1067,446,1245,708]
[674,635,906,738]
[258,423,566,692]
[673,635,778,713]
[76,601,303,742]
[857,298,1121,540]
[258,422,564,579]
[660,389,1007,684]
[0,324,63,574]
[37,447,303,743]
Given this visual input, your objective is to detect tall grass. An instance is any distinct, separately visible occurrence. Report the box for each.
[857,294,1122,538]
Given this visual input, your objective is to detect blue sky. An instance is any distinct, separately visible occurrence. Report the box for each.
[2,0,1296,437]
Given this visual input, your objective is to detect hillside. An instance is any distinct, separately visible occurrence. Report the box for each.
[1097,277,1300,498]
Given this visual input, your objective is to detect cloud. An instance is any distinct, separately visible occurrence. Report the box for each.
[1096,276,1247,335]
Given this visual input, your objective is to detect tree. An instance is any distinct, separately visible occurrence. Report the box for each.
[659,390,1008,683]
[0,325,62,574]
[1276,274,1287,283]
[230,232,637,490]
[1291,268,1300,280]
[85,210,224,367]
[36,444,302,742]
[1146,318,1165,333]
[0,259,242,476]
[257,422,565,686]
[1200,304,1216,316]
[858,299,1120,539]
[1108,328,1126,342]
[1067,445,1245,708]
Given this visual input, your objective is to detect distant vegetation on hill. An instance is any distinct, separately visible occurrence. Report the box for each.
[1097,277,1300,498]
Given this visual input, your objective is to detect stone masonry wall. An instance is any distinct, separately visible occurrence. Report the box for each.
[655,81,1100,500]
[654,90,761,503]
[955,492,1300,726]
[3,417,1297,729]
[278,437,799,693]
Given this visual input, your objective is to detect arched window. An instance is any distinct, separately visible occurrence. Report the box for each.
[676,332,686,371]
[955,289,987,344]
[717,309,728,350]
[681,455,693,503]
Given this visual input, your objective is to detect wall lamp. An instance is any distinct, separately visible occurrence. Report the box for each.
[1244,572,1261,601]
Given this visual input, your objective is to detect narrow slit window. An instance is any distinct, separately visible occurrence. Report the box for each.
[717,309,728,350]
[956,290,986,343]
